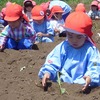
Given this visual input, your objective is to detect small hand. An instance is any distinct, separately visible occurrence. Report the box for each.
[82,76,91,91]
[54,28,60,33]
[42,73,50,87]
[37,32,43,37]
[0,45,4,52]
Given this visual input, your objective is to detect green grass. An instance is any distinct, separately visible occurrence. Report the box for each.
[0,0,93,10]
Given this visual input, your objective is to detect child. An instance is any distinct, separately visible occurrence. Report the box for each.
[49,0,72,21]
[49,5,66,37]
[0,3,36,51]
[88,0,100,20]
[23,0,36,22]
[31,5,54,43]
[38,11,100,91]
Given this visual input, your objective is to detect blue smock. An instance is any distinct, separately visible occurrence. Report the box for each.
[38,40,100,86]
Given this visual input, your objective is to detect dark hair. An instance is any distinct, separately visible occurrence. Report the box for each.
[24,1,33,7]
[24,1,34,13]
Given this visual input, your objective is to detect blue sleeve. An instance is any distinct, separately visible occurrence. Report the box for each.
[38,41,66,81]
[85,47,100,86]
[46,20,54,36]
[0,19,5,24]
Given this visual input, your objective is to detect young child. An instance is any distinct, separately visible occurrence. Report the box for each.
[49,0,72,21]
[49,5,66,37]
[38,11,100,91]
[88,0,100,20]
[0,3,36,51]
[31,5,54,43]
[23,0,36,22]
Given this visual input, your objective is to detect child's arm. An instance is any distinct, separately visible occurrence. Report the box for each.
[38,42,65,84]
[82,76,91,91]
[84,47,100,86]
[41,73,50,87]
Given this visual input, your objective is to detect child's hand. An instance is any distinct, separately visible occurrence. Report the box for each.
[82,76,91,91]
[0,45,3,50]
[42,73,50,87]
[37,32,43,37]
[0,45,4,51]
[54,28,60,33]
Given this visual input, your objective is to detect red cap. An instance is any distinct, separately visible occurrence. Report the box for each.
[98,3,100,10]
[75,3,86,12]
[48,5,64,19]
[40,2,50,13]
[91,1,98,6]
[31,5,45,20]
[64,12,94,45]
[1,7,6,18]
[4,3,29,22]
[6,1,12,7]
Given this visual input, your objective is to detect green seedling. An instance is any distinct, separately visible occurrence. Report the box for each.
[57,71,69,95]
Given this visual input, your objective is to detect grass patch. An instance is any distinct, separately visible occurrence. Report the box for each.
[0,0,93,12]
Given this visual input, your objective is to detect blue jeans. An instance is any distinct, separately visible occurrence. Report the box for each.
[5,38,33,50]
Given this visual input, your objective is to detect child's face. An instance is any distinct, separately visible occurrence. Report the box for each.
[8,18,21,29]
[26,6,33,12]
[54,13,62,20]
[67,32,86,48]
[91,5,98,11]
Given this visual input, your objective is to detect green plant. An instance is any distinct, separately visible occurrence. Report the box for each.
[57,71,69,95]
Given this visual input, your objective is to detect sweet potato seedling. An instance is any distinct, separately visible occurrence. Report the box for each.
[57,71,69,95]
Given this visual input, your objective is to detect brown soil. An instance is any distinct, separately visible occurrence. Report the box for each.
[0,33,100,100]
[0,3,100,99]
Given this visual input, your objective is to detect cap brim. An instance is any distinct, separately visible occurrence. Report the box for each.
[56,11,64,13]
[32,16,44,20]
[63,26,95,45]
[64,27,84,35]
[4,16,19,21]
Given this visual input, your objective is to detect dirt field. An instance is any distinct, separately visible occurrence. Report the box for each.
[0,32,100,100]
[0,3,100,99]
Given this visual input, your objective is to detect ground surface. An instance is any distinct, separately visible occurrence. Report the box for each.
[0,34,100,100]
[0,5,100,100]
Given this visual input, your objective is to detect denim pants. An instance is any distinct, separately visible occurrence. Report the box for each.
[5,38,33,50]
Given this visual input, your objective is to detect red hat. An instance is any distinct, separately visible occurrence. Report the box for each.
[6,1,12,7]
[98,3,100,10]
[48,5,64,19]
[50,5,64,14]
[31,5,45,20]
[75,3,86,12]
[91,1,98,6]
[64,12,95,45]
[40,2,50,13]
[1,7,6,18]
[4,3,23,21]
[4,3,29,22]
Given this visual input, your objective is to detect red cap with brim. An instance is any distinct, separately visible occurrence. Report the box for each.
[4,3,23,21]
[31,5,45,20]
[64,12,95,45]
[48,5,64,19]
